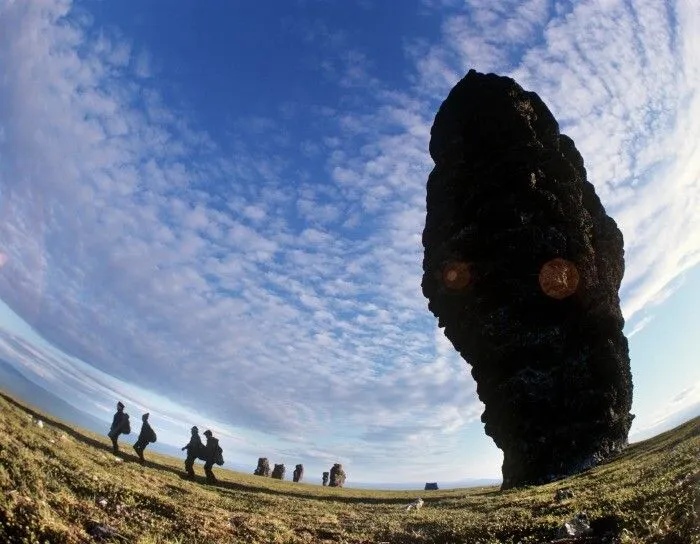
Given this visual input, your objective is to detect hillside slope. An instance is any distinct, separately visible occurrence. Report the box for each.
[1,391,698,543]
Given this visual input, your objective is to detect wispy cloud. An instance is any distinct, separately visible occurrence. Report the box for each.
[0,0,697,482]
[630,380,700,441]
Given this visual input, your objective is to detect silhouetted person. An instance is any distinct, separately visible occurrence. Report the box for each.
[181,426,203,479]
[202,429,220,483]
[108,401,130,454]
[132,413,156,464]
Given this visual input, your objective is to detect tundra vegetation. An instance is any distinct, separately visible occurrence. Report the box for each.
[0,392,697,543]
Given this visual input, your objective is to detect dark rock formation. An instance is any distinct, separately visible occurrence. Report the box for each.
[424,482,439,491]
[554,487,574,502]
[322,472,329,486]
[422,69,633,489]
[556,512,592,539]
[253,457,271,477]
[329,464,346,487]
[86,521,120,542]
[293,464,304,483]
[271,463,285,480]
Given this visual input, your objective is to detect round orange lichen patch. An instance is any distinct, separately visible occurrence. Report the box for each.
[442,261,472,290]
[539,258,579,299]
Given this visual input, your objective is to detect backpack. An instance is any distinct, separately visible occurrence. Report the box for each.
[121,415,131,435]
[149,427,157,443]
[215,444,224,466]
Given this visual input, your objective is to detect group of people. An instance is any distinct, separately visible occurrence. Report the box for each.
[108,401,223,483]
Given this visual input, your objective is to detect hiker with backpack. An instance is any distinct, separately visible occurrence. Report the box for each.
[181,426,203,479]
[202,429,223,483]
[107,401,130,455]
[132,413,157,463]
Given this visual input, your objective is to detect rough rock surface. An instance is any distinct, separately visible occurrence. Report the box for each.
[253,457,271,477]
[422,69,633,489]
[271,463,285,480]
[293,464,304,483]
[556,513,592,539]
[329,464,346,487]
[555,487,575,502]
[322,472,329,486]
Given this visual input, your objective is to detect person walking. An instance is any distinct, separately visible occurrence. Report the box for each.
[202,429,221,483]
[108,401,130,454]
[181,426,203,479]
[132,413,157,463]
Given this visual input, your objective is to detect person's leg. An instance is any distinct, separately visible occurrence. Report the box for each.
[185,456,195,478]
[204,461,217,482]
[134,440,146,462]
[110,434,119,454]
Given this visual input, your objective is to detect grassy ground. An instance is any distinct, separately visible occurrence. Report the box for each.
[1,391,698,543]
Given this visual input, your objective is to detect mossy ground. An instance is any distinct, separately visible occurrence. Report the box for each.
[1,391,698,543]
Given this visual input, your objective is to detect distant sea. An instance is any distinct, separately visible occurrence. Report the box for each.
[346,479,501,490]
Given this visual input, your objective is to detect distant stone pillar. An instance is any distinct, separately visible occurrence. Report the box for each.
[293,464,304,483]
[329,463,346,487]
[253,457,271,477]
[271,464,286,480]
[322,472,329,486]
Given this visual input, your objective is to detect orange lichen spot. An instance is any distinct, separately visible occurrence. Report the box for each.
[442,261,472,290]
[539,258,579,299]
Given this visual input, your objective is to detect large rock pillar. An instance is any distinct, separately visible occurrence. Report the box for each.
[422,70,634,489]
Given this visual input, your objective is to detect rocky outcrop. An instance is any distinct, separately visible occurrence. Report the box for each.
[554,488,574,502]
[253,457,271,477]
[424,482,439,491]
[293,464,304,483]
[322,472,329,486]
[271,464,285,480]
[329,464,346,487]
[422,69,633,489]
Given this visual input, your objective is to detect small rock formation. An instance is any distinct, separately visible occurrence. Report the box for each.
[422,69,634,489]
[548,515,623,543]
[293,464,304,483]
[554,487,574,502]
[86,521,120,542]
[253,457,271,477]
[424,482,439,491]
[322,471,329,486]
[329,463,346,487]
[271,463,285,480]
[556,513,592,538]
[405,498,424,511]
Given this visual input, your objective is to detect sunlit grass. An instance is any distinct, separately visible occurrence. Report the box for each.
[1,391,697,543]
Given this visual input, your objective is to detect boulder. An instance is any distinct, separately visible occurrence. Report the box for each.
[253,457,271,477]
[424,482,439,491]
[554,487,574,501]
[293,464,304,483]
[422,70,633,489]
[322,471,329,486]
[271,463,285,480]
[329,463,346,487]
[556,513,592,538]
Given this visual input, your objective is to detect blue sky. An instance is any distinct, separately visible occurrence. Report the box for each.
[0,0,698,486]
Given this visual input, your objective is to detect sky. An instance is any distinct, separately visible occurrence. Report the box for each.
[0,0,698,486]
